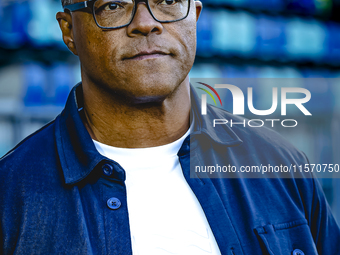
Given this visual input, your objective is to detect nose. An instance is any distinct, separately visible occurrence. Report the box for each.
[127,3,163,36]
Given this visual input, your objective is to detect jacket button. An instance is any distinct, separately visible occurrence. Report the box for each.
[292,249,305,255]
[107,197,121,210]
[102,163,114,176]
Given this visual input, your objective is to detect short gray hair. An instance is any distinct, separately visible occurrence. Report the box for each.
[62,0,73,7]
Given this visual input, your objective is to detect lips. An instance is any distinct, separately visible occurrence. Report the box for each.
[124,50,170,60]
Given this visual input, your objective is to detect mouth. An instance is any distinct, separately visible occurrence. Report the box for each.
[124,51,170,61]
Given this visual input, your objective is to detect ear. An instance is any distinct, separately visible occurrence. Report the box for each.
[56,11,78,55]
[194,1,203,22]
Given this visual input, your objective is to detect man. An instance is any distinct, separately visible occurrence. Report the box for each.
[0,0,339,254]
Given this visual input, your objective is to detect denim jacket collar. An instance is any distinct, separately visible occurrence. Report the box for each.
[55,83,108,185]
[190,86,243,147]
[55,83,243,184]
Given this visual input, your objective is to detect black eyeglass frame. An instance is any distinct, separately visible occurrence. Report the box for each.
[63,0,191,29]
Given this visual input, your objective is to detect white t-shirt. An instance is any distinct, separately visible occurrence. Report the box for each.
[93,128,221,255]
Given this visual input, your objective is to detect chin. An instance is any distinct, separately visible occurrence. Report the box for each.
[123,76,182,103]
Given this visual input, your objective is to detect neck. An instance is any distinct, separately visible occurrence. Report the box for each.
[81,76,191,148]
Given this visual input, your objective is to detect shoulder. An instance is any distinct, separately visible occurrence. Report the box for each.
[204,105,320,220]
[0,118,59,188]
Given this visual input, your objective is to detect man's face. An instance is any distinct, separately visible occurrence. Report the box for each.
[61,0,202,103]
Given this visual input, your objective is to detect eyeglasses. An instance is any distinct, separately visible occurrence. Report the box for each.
[64,0,191,29]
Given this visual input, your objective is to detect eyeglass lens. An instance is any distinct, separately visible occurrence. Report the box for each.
[93,0,189,28]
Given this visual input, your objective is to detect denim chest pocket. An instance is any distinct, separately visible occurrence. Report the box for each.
[254,218,318,255]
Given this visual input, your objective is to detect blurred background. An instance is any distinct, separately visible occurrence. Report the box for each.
[0,0,340,223]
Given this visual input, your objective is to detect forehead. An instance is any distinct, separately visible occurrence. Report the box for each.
[71,0,195,4]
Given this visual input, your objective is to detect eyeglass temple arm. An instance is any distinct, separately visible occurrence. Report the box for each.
[64,1,89,12]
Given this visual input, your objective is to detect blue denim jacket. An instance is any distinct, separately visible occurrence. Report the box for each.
[1,83,339,255]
